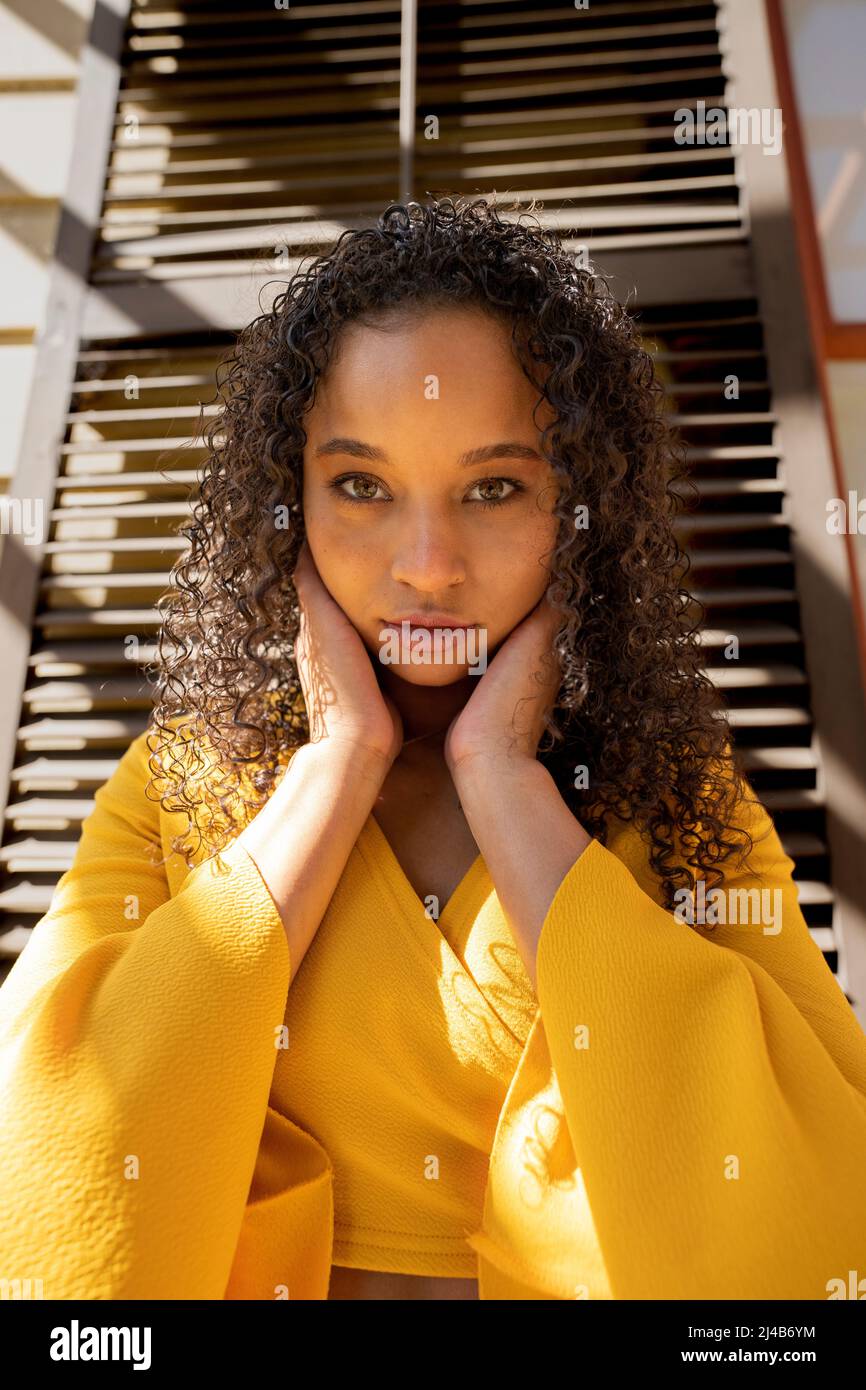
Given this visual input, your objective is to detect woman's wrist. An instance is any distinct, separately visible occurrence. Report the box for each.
[448,747,539,790]
[237,734,392,973]
[291,736,395,786]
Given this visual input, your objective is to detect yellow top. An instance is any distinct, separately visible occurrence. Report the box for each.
[1,728,866,1300]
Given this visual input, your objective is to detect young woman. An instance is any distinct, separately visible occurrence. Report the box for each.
[1,197,866,1302]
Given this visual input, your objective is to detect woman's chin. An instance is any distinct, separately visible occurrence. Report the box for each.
[383,662,472,687]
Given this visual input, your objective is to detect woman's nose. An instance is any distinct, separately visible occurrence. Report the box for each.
[384,506,466,590]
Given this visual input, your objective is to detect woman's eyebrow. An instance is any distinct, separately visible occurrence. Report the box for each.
[314,437,384,463]
[457,442,543,468]
[313,438,543,467]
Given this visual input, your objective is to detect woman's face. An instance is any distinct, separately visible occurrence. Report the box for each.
[301,305,561,685]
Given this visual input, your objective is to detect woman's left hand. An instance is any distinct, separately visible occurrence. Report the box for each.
[444,588,563,777]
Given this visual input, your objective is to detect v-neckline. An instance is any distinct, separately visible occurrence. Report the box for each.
[361,809,490,944]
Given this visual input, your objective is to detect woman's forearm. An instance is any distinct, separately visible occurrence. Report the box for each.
[238,739,391,975]
[452,755,592,991]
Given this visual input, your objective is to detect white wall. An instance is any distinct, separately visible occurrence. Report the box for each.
[780,0,866,322]
[0,0,95,490]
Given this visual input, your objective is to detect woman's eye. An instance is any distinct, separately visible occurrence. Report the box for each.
[467,478,525,508]
[328,473,526,508]
[330,474,389,504]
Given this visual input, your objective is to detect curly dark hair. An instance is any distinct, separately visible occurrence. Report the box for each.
[145,193,766,915]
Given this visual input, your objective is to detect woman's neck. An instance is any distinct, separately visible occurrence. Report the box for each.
[377,667,478,744]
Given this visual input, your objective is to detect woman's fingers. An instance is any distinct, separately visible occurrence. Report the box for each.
[288,538,402,764]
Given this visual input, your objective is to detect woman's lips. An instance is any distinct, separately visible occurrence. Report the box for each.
[381,617,475,630]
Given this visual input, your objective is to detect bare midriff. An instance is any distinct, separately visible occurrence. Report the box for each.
[327,1266,479,1300]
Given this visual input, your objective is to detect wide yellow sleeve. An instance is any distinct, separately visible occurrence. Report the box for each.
[535,785,866,1299]
[0,729,294,1299]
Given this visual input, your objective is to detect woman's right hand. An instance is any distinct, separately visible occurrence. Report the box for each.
[292,539,403,767]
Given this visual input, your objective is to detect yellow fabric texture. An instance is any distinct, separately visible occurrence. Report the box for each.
[1,727,866,1300]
